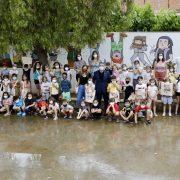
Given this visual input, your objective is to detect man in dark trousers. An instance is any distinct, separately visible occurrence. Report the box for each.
[93,63,111,111]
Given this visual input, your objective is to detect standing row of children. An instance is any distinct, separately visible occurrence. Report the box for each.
[0,52,179,124]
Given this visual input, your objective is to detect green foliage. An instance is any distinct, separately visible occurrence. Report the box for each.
[128,3,156,31]
[0,0,117,54]
[153,10,180,31]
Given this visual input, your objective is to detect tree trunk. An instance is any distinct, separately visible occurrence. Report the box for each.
[34,45,48,66]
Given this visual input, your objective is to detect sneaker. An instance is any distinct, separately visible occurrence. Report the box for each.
[4,113,10,117]
[154,113,158,117]
[21,112,26,117]
[44,116,48,120]
[17,112,22,116]
[69,115,72,119]
[169,112,172,117]
[64,115,68,119]
[146,120,151,125]
[53,117,58,121]
[116,120,120,123]
[162,112,166,117]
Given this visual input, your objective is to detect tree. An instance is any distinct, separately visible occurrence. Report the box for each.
[0,0,118,64]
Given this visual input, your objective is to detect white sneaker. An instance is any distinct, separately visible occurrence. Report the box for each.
[162,112,166,117]
[4,113,10,117]
[53,117,58,121]
[169,112,172,117]
[154,113,158,117]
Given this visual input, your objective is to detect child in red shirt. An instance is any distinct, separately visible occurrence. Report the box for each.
[106,98,120,122]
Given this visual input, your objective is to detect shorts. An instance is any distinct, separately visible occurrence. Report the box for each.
[62,92,71,101]
[34,80,40,84]
[176,92,180,96]
[161,96,173,105]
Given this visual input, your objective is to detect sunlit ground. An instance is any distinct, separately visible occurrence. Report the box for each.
[0,115,179,180]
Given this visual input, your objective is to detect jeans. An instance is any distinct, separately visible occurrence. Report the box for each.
[77,85,85,106]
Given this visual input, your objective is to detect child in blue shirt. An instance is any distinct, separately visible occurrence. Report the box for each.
[13,96,24,116]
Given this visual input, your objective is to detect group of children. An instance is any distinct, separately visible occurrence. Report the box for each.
[0,54,179,124]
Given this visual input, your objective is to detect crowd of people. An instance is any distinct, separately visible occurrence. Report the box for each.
[0,50,179,124]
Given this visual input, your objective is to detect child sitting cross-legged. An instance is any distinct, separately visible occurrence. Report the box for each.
[106,98,120,122]
[77,100,90,120]
[120,100,134,123]
[13,96,25,117]
[91,99,102,120]
[60,99,74,119]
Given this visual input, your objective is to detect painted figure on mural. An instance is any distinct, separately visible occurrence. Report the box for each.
[130,36,151,66]
[150,36,173,63]
[106,32,126,66]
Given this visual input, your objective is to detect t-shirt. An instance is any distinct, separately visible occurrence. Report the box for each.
[135,105,150,113]
[135,83,147,99]
[10,69,18,76]
[147,85,158,99]
[50,82,59,95]
[124,85,134,100]
[107,103,119,112]
[41,82,50,94]
[25,98,36,106]
[49,102,59,110]
[78,73,91,85]
[23,69,31,81]
[176,80,180,93]
[60,104,73,111]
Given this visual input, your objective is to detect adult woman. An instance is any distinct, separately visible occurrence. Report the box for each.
[154,53,167,85]
[76,65,91,106]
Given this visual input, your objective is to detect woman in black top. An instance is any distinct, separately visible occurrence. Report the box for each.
[76,65,91,106]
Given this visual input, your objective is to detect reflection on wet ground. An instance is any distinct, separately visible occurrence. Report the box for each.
[0,115,179,180]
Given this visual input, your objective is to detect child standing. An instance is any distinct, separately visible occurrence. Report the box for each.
[63,64,72,82]
[20,74,31,98]
[50,76,59,100]
[85,77,95,105]
[160,78,174,117]
[124,77,134,102]
[40,76,50,100]
[61,73,71,102]
[147,79,158,116]
[175,74,180,115]
[52,62,62,91]
[23,64,31,82]
[142,66,152,85]
[107,76,121,103]
[2,75,11,94]
[60,99,74,119]
[10,74,20,97]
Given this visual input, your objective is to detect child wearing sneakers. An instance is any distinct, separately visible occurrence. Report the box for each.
[60,99,74,119]
[13,96,24,116]
[160,78,174,117]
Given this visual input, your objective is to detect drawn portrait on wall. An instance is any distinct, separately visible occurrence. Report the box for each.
[150,36,173,63]
[130,36,151,66]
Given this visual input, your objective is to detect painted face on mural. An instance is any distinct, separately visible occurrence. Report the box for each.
[158,38,169,50]
[134,39,143,45]
[112,50,122,64]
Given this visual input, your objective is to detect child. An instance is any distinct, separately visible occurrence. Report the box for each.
[63,64,72,82]
[61,73,71,102]
[1,65,10,77]
[124,77,134,102]
[91,99,102,120]
[147,79,158,116]
[142,66,152,85]
[24,92,37,116]
[13,96,24,116]
[36,96,49,119]
[50,76,59,100]
[0,92,13,116]
[135,76,147,104]
[0,76,3,106]
[160,78,174,117]
[120,100,134,123]
[40,76,50,100]
[121,64,129,87]
[175,74,180,115]
[107,76,121,103]
[47,98,59,120]
[135,100,153,124]
[77,100,90,120]
[52,62,62,91]
[60,99,74,119]
[20,74,31,98]
[106,98,120,122]
[168,63,176,84]
[10,64,18,77]
[10,74,20,97]
[23,64,31,82]
[33,61,42,95]
[2,75,11,93]
[43,65,52,82]
[85,77,95,105]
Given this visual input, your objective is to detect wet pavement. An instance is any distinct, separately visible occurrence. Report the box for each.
[0,115,179,180]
